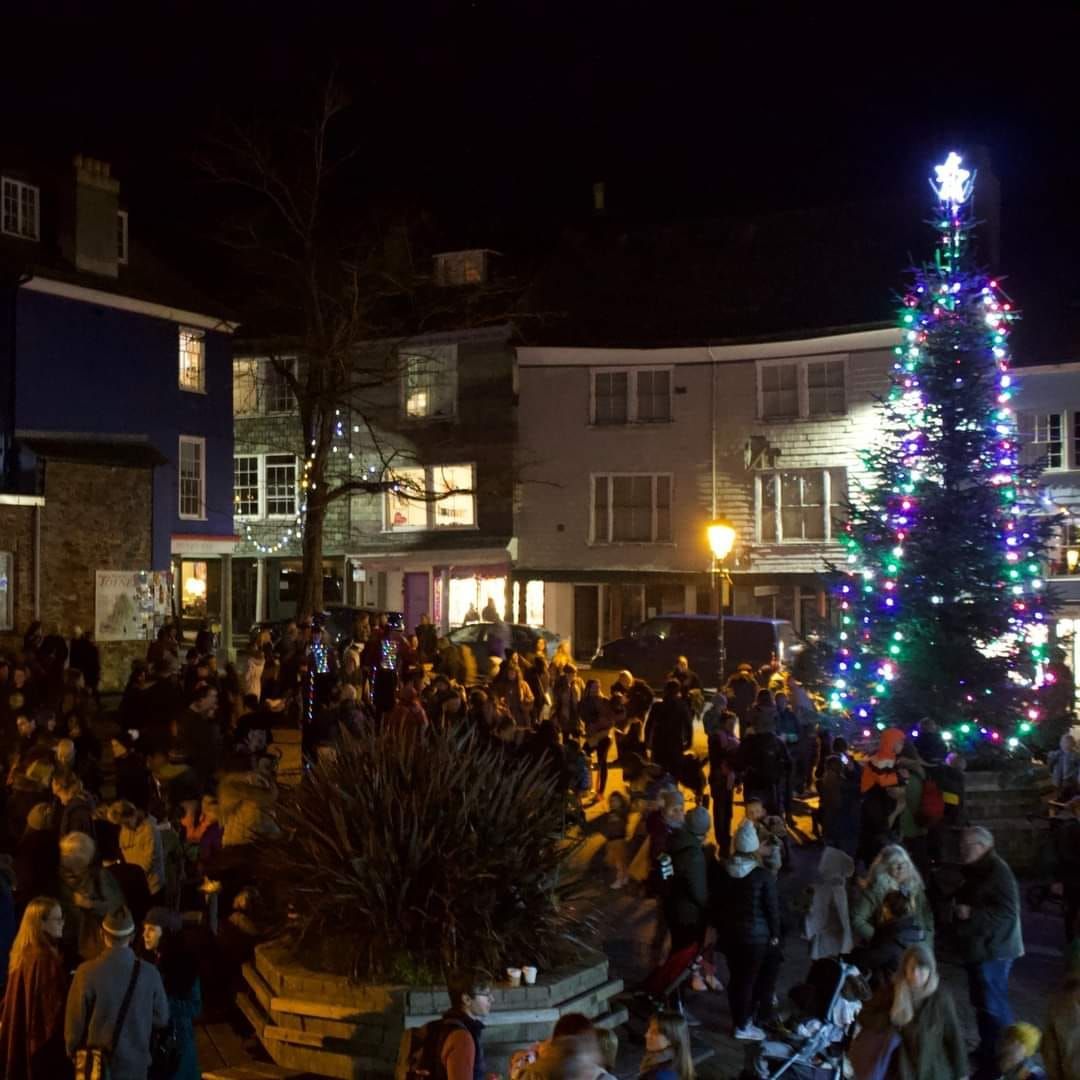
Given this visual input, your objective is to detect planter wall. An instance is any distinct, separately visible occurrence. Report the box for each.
[961,768,1053,873]
[238,942,626,1079]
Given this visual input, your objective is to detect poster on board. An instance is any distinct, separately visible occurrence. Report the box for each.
[95,570,172,641]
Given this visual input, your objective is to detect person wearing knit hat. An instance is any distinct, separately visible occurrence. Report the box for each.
[722,816,780,1041]
[997,1022,1045,1080]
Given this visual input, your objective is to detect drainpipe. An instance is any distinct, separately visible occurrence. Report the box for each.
[33,501,41,620]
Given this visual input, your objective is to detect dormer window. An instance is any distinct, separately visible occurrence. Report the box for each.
[434,249,488,287]
[1,177,39,240]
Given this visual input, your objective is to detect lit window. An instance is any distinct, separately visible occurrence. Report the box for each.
[434,250,487,286]
[591,474,673,543]
[385,464,476,531]
[758,468,847,543]
[233,359,258,416]
[525,580,545,627]
[1047,518,1080,577]
[179,436,206,519]
[758,357,847,419]
[117,210,128,264]
[233,456,259,517]
[402,345,457,419]
[179,328,206,393]
[265,455,297,517]
[0,551,12,631]
[1,177,39,240]
[1018,412,1064,469]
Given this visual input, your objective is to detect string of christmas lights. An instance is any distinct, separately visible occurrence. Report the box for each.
[828,152,1053,750]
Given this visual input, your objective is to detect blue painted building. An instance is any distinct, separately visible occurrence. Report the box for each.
[0,153,235,641]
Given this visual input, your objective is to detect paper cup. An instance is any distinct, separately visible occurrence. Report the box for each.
[522,965,537,985]
[507,967,522,987]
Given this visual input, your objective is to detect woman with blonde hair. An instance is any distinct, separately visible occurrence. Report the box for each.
[0,897,70,1078]
[639,1010,694,1080]
[851,844,934,947]
[850,944,967,1080]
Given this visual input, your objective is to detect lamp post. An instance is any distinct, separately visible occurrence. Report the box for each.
[707,519,736,692]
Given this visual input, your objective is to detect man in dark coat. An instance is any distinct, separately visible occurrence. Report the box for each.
[724,663,759,730]
[663,806,710,952]
[647,680,693,776]
[736,710,791,815]
[68,627,101,704]
[179,684,221,792]
[954,826,1024,1077]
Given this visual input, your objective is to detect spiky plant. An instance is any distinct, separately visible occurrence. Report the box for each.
[256,721,590,981]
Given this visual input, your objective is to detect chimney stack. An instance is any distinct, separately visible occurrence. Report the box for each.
[69,154,120,278]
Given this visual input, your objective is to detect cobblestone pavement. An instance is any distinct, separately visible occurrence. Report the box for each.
[572,763,1068,1080]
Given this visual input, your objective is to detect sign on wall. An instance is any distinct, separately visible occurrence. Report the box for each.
[95,570,172,642]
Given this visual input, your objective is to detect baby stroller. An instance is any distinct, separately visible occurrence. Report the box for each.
[620,942,701,1041]
[744,960,865,1080]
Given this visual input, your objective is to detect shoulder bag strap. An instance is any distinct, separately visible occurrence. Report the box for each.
[111,957,142,1056]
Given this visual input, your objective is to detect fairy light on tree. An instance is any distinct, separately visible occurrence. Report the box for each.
[829,151,1054,748]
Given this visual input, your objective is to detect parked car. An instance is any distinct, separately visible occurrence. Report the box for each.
[445,621,561,674]
[590,614,801,690]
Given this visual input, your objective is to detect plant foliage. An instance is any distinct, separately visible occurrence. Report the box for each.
[256,721,589,981]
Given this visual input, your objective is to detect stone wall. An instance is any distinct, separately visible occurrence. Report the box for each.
[37,459,153,689]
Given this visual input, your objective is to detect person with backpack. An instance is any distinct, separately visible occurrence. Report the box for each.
[407,970,494,1080]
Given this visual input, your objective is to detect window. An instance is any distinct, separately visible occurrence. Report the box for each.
[1,177,39,240]
[758,468,847,543]
[179,437,206,519]
[233,454,298,519]
[117,210,128,264]
[591,474,673,543]
[264,361,296,414]
[402,345,458,419]
[590,368,673,425]
[1018,412,1064,469]
[434,250,487,286]
[385,463,476,531]
[807,359,846,416]
[758,356,848,419]
[233,456,259,517]
[1048,518,1080,577]
[0,551,12,631]
[760,363,799,418]
[265,454,297,517]
[232,358,297,416]
[233,359,258,416]
[178,328,205,393]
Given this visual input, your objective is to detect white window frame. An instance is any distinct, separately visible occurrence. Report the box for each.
[233,453,299,520]
[755,467,847,544]
[178,328,206,394]
[117,210,129,264]
[232,357,298,416]
[1018,411,1066,471]
[178,436,207,521]
[589,367,674,425]
[382,463,477,532]
[0,550,12,631]
[400,345,458,421]
[756,355,848,420]
[1,177,40,240]
[589,472,674,544]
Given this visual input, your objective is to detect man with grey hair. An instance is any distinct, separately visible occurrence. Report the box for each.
[65,906,169,1080]
[954,825,1023,1078]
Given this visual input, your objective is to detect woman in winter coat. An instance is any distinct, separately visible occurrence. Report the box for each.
[639,1011,695,1080]
[0,896,71,1079]
[139,907,202,1080]
[110,800,166,900]
[851,845,934,948]
[850,944,967,1080]
[719,820,782,1041]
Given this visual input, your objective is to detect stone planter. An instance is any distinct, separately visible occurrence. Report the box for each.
[238,941,626,1079]
[961,767,1053,872]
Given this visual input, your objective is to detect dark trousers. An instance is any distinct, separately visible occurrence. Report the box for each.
[710,780,734,857]
[592,736,612,795]
[726,941,782,1029]
[966,958,1014,1073]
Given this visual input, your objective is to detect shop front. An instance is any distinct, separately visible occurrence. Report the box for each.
[170,534,239,654]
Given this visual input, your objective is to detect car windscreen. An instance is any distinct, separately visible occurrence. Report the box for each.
[637,618,674,640]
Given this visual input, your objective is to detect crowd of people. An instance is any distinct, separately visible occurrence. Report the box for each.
[1,610,1078,1080]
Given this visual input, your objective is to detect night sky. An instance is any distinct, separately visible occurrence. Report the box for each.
[6,4,1080,352]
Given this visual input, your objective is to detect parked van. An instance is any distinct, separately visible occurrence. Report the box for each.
[590,614,801,690]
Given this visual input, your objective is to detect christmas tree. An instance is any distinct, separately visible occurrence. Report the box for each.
[828,152,1054,750]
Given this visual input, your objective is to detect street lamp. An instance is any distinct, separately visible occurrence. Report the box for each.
[707,518,736,691]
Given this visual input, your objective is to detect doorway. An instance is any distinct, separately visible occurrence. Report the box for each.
[573,585,599,661]
[404,572,430,634]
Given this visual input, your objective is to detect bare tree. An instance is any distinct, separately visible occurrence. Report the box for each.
[203,79,518,618]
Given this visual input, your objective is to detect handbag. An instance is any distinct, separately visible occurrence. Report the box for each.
[149,1017,182,1078]
[74,957,142,1080]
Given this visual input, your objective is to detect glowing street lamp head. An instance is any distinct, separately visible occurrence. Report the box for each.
[931,151,974,209]
[707,519,736,561]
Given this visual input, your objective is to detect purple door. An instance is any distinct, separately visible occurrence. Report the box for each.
[403,573,430,636]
